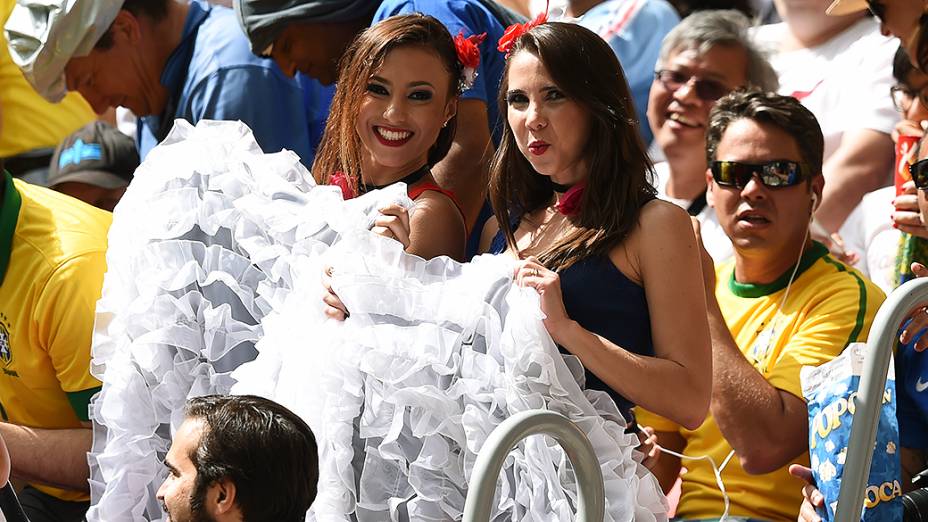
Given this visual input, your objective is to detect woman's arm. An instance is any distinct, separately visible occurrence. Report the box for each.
[519,201,711,429]
[407,192,466,262]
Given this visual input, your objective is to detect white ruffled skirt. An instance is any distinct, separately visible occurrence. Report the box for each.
[87,120,667,521]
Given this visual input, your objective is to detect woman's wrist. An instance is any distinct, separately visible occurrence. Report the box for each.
[548,317,582,347]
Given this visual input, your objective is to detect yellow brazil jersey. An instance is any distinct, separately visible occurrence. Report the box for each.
[636,242,885,522]
[0,172,110,501]
[0,0,96,157]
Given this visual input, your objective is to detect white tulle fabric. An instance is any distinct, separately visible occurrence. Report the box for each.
[87,119,667,521]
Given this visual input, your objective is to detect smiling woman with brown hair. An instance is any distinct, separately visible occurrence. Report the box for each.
[312,14,469,264]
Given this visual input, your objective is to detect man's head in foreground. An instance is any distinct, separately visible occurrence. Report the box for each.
[156,395,318,522]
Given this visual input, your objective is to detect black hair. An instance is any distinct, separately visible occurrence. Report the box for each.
[184,395,318,522]
[706,88,825,178]
[95,0,172,50]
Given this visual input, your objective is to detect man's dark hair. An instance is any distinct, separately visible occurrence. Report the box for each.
[95,0,172,50]
[705,88,825,178]
[184,395,318,522]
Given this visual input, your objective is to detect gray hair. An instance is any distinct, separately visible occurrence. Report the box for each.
[657,10,779,92]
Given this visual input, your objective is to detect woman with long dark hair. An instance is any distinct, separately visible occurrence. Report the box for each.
[483,20,711,428]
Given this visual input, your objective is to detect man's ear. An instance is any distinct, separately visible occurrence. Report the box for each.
[811,175,824,211]
[705,168,715,208]
[110,10,143,47]
[209,478,238,518]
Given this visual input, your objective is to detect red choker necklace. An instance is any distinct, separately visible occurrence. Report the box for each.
[553,182,585,216]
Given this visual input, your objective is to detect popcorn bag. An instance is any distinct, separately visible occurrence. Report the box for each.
[801,343,902,521]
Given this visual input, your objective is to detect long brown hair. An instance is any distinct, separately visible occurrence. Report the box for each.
[918,13,928,73]
[489,22,656,270]
[311,14,462,193]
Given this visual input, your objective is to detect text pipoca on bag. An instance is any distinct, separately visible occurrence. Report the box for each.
[801,343,902,521]
[809,388,894,449]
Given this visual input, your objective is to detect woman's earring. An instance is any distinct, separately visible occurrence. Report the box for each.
[443,119,450,128]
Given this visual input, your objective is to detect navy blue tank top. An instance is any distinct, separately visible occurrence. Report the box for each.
[490,224,654,421]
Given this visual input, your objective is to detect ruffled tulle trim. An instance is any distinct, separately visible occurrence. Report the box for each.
[233,231,667,522]
[89,119,666,521]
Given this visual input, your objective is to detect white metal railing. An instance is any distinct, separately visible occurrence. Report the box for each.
[462,410,605,522]
[836,277,928,521]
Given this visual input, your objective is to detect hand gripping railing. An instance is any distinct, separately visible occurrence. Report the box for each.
[462,410,605,522]
[836,277,928,522]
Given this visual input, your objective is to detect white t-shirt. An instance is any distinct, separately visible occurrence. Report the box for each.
[752,18,899,162]
[838,186,900,295]
[653,161,734,263]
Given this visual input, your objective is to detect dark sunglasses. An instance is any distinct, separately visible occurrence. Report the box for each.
[710,160,812,189]
[866,0,885,21]
[910,159,928,190]
[654,70,730,102]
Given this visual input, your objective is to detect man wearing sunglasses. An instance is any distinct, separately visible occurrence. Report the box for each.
[648,10,778,263]
[638,89,884,521]
[752,0,898,236]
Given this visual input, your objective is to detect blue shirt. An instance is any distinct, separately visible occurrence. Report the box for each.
[577,0,679,145]
[137,1,312,164]
[373,0,511,145]
[896,335,928,448]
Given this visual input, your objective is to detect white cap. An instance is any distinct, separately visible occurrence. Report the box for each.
[5,0,125,102]
[825,0,869,16]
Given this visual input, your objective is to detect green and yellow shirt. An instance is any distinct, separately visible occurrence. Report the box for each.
[637,243,886,521]
[0,172,110,501]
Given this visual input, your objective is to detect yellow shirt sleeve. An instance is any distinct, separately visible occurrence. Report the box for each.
[32,252,105,417]
[634,406,680,433]
[767,270,883,400]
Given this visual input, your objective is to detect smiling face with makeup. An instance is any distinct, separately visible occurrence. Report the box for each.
[355,45,457,183]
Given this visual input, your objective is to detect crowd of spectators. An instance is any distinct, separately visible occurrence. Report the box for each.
[0,0,926,520]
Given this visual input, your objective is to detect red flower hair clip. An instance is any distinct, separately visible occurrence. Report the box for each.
[497,3,549,57]
[454,31,486,92]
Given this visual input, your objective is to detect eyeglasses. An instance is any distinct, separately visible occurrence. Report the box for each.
[910,159,928,189]
[654,70,730,102]
[710,160,812,189]
[891,84,928,113]
[866,0,885,21]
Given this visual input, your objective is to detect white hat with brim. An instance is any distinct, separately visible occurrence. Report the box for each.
[4,0,125,103]
[825,0,869,16]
